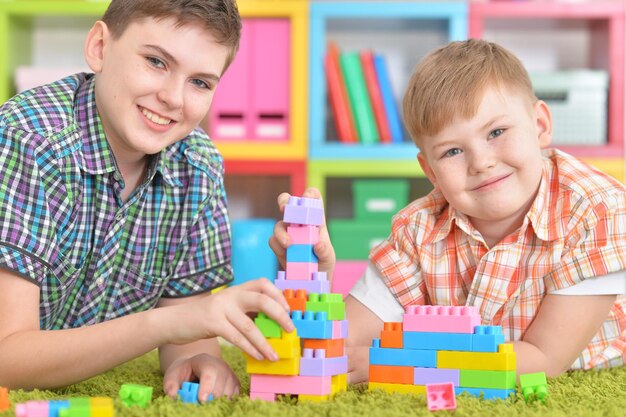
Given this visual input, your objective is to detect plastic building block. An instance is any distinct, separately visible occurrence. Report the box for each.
[369,364,414,384]
[297,374,347,403]
[460,369,516,390]
[303,338,345,358]
[368,382,426,395]
[249,374,333,396]
[472,325,505,352]
[287,225,319,245]
[119,383,153,408]
[403,305,481,333]
[284,289,307,312]
[380,322,403,348]
[331,260,368,296]
[49,400,70,417]
[414,368,460,386]
[426,382,457,411]
[331,320,349,339]
[286,244,318,263]
[519,372,548,403]
[291,310,333,339]
[246,353,300,375]
[403,331,472,351]
[286,262,319,280]
[15,401,48,417]
[437,344,516,371]
[274,271,330,294]
[89,397,114,417]
[0,387,8,411]
[455,387,515,400]
[299,349,348,376]
[267,330,300,359]
[254,312,281,338]
[306,293,345,320]
[58,398,90,417]
[370,339,437,368]
[283,196,324,226]
[178,381,213,404]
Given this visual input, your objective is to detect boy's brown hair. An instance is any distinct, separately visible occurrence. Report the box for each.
[402,39,536,146]
[102,0,241,72]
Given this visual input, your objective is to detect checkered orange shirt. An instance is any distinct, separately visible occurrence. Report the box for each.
[370,149,626,369]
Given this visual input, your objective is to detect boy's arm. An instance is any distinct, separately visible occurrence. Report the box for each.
[514,293,616,376]
[345,295,384,383]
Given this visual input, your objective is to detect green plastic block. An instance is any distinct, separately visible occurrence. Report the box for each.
[305,293,345,320]
[353,179,409,222]
[328,219,390,260]
[459,369,516,390]
[58,398,91,417]
[255,312,281,338]
[519,372,548,403]
[119,383,153,408]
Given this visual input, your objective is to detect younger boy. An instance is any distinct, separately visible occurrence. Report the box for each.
[0,0,293,401]
[271,39,626,382]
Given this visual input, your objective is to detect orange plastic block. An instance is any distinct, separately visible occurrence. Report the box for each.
[0,387,8,411]
[380,322,403,348]
[284,289,307,312]
[303,338,345,358]
[369,364,414,384]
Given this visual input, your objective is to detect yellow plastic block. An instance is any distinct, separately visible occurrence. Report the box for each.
[331,373,348,395]
[437,343,516,371]
[246,355,300,375]
[369,382,426,395]
[90,397,114,417]
[298,394,329,402]
[268,330,300,359]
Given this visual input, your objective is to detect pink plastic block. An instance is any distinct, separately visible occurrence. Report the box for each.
[209,18,251,139]
[426,382,457,411]
[15,401,49,417]
[288,225,320,245]
[299,349,348,377]
[283,197,324,226]
[414,368,460,386]
[275,271,330,294]
[286,262,319,280]
[331,320,349,339]
[403,305,481,334]
[331,261,368,296]
[252,19,289,141]
[249,374,333,396]
[250,392,276,402]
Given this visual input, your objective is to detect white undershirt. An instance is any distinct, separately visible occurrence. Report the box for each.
[349,263,626,323]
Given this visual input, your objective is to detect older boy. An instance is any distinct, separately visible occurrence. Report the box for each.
[0,0,293,401]
[271,39,626,382]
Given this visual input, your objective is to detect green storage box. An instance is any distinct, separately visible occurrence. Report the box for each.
[328,219,390,260]
[353,179,409,222]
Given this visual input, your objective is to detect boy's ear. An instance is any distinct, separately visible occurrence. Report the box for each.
[534,99,552,148]
[417,152,438,187]
[84,21,110,73]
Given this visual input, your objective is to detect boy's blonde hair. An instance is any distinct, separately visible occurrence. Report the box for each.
[402,39,536,145]
[102,0,241,72]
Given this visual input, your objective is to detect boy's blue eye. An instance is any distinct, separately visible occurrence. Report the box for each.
[490,128,504,138]
[191,79,212,90]
[147,56,165,69]
[443,148,462,158]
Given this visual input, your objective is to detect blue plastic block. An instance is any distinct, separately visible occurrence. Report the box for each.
[370,339,437,368]
[286,244,318,263]
[49,400,70,417]
[472,326,506,352]
[291,310,332,339]
[403,331,472,351]
[178,382,213,404]
[455,387,515,400]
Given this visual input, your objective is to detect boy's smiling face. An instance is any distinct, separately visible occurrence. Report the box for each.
[85,17,229,163]
[417,86,552,243]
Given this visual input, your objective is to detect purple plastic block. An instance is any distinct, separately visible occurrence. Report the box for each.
[414,367,460,386]
[283,197,324,226]
[331,320,349,339]
[15,401,49,417]
[299,348,348,376]
[274,271,330,294]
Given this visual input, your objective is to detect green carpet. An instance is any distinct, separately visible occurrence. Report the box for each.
[2,346,625,417]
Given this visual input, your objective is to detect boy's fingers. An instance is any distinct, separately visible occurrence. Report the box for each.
[198,370,220,400]
[302,187,322,200]
[219,320,264,361]
[268,236,287,269]
[228,311,278,361]
[272,220,290,247]
[277,192,292,210]
[242,278,291,312]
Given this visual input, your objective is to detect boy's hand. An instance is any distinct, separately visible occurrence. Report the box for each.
[269,187,336,282]
[163,354,240,401]
[347,346,370,384]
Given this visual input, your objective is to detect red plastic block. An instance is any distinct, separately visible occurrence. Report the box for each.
[403,305,480,333]
[380,322,403,348]
[284,289,307,312]
[426,382,457,411]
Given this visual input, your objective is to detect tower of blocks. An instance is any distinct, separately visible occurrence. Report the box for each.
[246,196,349,402]
[368,305,517,401]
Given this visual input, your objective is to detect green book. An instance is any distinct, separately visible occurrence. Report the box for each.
[340,51,379,144]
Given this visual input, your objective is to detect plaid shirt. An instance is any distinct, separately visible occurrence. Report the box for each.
[371,149,626,369]
[0,73,233,330]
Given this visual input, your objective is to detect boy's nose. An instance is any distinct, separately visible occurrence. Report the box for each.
[157,79,184,109]
[468,148,496,174]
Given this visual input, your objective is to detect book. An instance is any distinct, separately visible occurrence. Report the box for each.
[360,50,392,143]
[340,51,379,144]
[374,53,404,144]
[325,42,358,143]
